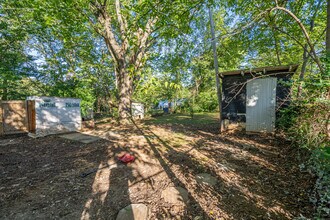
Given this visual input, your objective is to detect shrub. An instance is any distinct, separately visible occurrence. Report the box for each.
[283,56,330,218]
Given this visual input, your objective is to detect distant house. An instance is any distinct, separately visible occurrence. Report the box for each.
[220,65,298,133]
[157,100,168,109]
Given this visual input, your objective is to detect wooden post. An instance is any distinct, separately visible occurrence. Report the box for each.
[209,7,224,132]
[27,100,36,133]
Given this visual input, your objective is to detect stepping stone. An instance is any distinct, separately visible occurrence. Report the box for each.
[195,173,217,186]
[59,132,101,143]
[161,186,189,205]
[116,204,149,220]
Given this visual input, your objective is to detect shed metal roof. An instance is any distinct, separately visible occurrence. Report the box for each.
[219,64,299,77]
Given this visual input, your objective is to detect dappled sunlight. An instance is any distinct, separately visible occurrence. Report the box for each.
[143,121,310,219]
[267,204,292,219]
[91,161,112,202]
[81,198,93,220]
[218,144,277,171]
[81,160,112,220]
[1,101,28,134]
[224,135,279,151]
[132,123,215,218]
[153,124,277,171]
[185,130,279,172]
[197,153,291,218]
[0,117,314,219]
[176,115,192,119]
[75,119,313,218]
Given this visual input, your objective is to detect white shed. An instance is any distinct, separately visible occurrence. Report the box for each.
[131,102,144,119]
[27,96,82,137]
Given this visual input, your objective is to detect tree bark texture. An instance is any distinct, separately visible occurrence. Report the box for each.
[117,67,133,121]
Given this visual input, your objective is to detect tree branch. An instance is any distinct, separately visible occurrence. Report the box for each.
[115,0,128,51]
[214,9,271,41]
[133,17,157,70]
[214,5,324,73]
[94,5,122,63]
[271,6,324,73]
[274,27,316,61]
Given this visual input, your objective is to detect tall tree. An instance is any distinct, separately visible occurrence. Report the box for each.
[209,7,223,132]
[0,3,37,100]
[85,0,204,123]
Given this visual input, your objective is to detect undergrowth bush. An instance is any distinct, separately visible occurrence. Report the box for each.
[195,90,219,112]
[291,101,330,218]
[282,59,330,218]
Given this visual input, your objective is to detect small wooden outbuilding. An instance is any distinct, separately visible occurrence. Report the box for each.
[0,96,82,137]
[220,64,298,132]
[27,96,82,137]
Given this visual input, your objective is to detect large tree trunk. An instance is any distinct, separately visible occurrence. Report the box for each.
[116,66,133,123]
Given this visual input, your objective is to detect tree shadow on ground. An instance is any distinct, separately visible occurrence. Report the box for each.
[138,122,315,219]
[80,142,136,219]
[132,121,211,219]
[0,121,314,219]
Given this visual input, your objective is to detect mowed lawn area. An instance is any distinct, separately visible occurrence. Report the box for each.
[144,112,220,125]
[0,113,315,219]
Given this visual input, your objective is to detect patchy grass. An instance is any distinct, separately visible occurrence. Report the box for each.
[144,112,219,125]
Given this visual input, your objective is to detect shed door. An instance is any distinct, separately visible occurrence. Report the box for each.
[1,101,28,134]
[27,100,36,133]
[246,77,277,132]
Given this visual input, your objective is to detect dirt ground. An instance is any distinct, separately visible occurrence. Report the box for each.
[0,119,315,219]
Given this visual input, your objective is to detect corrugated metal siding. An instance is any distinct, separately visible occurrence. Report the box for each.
[246,78,277,132]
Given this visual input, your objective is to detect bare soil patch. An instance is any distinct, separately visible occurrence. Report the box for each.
[0,121,315,219]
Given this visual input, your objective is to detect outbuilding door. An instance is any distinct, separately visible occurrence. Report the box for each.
[1,101,28,134]
[246,77,277,132]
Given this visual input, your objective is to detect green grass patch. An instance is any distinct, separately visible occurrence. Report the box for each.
[144,112,219,125]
